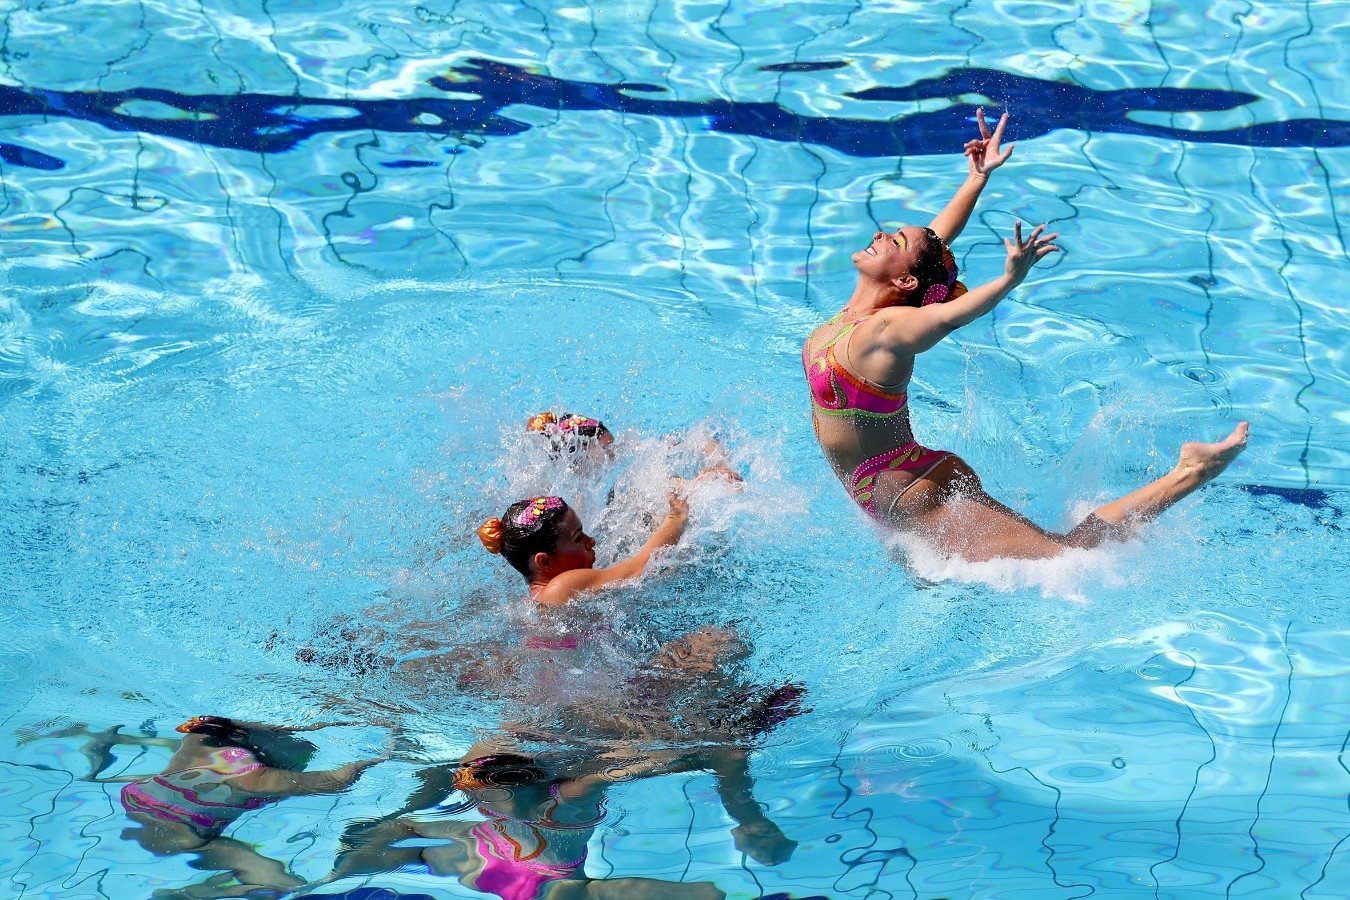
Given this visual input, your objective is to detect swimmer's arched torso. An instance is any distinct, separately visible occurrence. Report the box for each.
[803,311,952,519]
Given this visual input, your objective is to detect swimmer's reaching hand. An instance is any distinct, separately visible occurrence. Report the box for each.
[962,107,1015,178]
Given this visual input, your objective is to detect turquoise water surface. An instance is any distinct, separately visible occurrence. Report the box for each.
[3,1,1349,898]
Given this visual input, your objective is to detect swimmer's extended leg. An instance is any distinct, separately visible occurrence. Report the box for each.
[176,837,304,897]
[1065,421,1249,547]
[884,423,1249,561]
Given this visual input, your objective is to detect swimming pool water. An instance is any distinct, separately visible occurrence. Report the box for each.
[2,1,1349,897]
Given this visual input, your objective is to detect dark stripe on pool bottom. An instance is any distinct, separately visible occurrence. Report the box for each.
[0,62,1347,159]
[0,142,64,169]
[305,890,437,900]
[1237,484,1340,510]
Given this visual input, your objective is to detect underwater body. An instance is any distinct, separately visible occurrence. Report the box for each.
[3,1,1350,898]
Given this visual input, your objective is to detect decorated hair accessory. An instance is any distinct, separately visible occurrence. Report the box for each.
[512,495,565,528]
[176,716,247,739]
[177,716,226,733]
[526,412,558,433]
[921,283,949,305]
[558,414,601,432]
[478,517,504,554]
[922,244,966,306]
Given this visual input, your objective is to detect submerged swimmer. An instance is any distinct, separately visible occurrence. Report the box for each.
[804,109,1248,561]
[30,716,388,899]
[324,739,795,898]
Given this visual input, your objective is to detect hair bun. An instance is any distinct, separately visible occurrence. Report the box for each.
[478,517,504,554]
[526,412,557,433]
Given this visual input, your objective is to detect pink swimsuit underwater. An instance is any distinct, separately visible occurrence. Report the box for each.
[804,311,950,518]
[471,782,601,900]
[120,745,267,838]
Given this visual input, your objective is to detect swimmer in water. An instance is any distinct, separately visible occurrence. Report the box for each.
[525,409,741,484]
[527,411,616,460]
[475,493,801,737]
[321,738,796,898]
[804,108,1249,561]
[479,493,688,608]
[26,716,389,899]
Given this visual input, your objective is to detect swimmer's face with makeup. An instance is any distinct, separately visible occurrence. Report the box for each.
[852,225,930,285]
[532,508,597,576]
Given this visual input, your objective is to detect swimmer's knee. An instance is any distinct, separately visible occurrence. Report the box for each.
[1063,513,1133,550]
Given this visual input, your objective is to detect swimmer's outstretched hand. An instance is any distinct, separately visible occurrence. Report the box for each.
[1004,221,1060,283]
[695,463,744,487]
[732,820,799,866]
[666,489,690,523]
[963,108,1014,178]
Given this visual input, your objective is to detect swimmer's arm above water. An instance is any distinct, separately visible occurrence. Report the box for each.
[878,221,1059,354]
[927,108,1013,244]
[534,494,689,606]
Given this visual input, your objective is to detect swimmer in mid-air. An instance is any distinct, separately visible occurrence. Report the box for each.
[804,109,1248,561]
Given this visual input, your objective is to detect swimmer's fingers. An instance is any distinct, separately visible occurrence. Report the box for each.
[666,485,691,520]
[1020,224,1056,246]
[970,109,1014,174]
[1024,225,1061,258]
[976,106,991,141]
[1034,229,1062,258]
[978,108,1011,156]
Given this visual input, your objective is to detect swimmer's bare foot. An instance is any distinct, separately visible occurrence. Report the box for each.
[1177,421,1249,485]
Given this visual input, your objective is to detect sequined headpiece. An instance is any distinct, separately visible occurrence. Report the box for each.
[512,495,565,528]
[557,414,601,433]
[921,243,968,306]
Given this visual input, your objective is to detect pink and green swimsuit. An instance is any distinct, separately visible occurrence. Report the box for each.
[120,745,267,838]
[804,311,950,518]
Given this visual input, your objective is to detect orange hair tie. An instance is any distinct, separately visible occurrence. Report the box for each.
[526,412,557,433]
[478,517,504,554]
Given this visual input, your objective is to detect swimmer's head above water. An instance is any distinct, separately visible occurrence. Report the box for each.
[479,495,596,581]
[527,411,614,460]
[852,225,968,308]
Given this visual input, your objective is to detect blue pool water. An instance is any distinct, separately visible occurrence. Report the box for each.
[2,1,1349,897]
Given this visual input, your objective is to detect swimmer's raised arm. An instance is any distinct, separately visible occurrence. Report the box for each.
[880,221,1059,354]
[928,108,1014,244]
[535,493,688,606]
